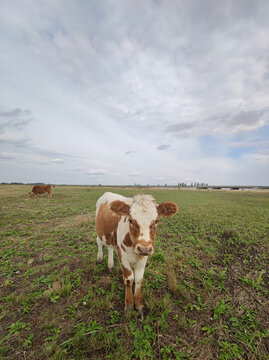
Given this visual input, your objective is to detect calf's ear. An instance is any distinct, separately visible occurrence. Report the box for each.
[157,202,178,217]
[110,200,130,216]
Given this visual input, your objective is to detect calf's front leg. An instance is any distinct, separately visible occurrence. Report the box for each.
[134,258,147,318]
[122,265,134,311]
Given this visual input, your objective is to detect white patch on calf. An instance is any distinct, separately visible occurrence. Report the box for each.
[117,216,130,245]
[130,194,158,242]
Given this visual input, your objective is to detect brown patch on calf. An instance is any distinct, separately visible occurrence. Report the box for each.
[129,219,140,239]
[149,219,158,242]
[122,264,134,307]
[125,279,134,306]
[108,231,117,246]
[121,244,126,252]
[122,265,132,278]
[157,202,178,217]
[123,233,133,247]
[115,245,122,262]
[135,279,143,311]
[96,203,120,246]
[110,200,130,216]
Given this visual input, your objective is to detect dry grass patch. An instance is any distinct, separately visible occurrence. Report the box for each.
[55,213,94,229]
[74,214,94,227]
[165,265,179,296]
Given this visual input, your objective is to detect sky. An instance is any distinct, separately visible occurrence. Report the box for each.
[0,0,269,186]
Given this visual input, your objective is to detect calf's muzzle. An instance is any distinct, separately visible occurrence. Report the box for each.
[137,245,153,256]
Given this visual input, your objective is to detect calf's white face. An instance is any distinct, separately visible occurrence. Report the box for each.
[110,194,178,256]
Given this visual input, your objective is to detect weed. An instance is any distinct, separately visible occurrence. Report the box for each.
[109,310,120,324]
[218,340,244,360]
[22,332,34,347]
[213,298,231,320]
[148,274,165,289]
[0,320,30,345]
[130,318,157,359]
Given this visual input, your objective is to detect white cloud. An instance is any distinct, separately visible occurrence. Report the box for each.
[86,169,107,176]
[0,152,15,160]
[243,151,269,162]
[129,171,140,177]
[51,158,64,164]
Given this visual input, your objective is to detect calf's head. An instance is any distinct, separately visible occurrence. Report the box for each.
[110,195,178,256]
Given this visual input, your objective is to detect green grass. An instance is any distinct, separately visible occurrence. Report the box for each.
[0,185,268,359]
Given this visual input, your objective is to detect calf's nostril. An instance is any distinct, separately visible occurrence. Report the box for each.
[137,246,152,255]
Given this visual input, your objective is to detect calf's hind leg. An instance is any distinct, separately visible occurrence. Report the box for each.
[96,237,104,263]
[108,246,114,270]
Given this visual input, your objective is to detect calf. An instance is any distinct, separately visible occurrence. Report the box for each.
[29,185,55,198]
[95,192,178,317]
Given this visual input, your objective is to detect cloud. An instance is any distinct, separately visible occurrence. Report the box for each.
[129,171,140,176]
[35,148,86,161]
[244,150,269,162]
[0,108,33,132]
[86,169,107,176]
[0,107,33,151]
[125,150,135,155]
[228,110,263,126]
[0,152,15,160]
[51,158,64,164]
[0,133,33,146]
[166,122,195,133]
[230,137,269,148]
[0,108,31,118]
[212,109,268,134]
[156,144,170,151]
[163,107,269,140]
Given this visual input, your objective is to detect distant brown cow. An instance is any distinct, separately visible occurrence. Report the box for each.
[29,185,55,198]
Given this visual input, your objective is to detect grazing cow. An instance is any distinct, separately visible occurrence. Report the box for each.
[95,192,178,317]
[29,185,55,198]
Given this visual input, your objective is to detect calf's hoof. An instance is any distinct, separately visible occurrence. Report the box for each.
[124,303,134,320]
[137,309,144,321]
[125,302,134,310]
[124,303,134,316]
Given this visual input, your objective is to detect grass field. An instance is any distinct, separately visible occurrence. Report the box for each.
[0,185,268,360]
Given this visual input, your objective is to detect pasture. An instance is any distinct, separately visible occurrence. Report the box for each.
[0,185,268,359]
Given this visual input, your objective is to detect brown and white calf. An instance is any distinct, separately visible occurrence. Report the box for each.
[95,192,178,316]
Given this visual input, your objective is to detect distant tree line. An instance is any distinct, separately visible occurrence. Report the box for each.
[1,182,210,187]
[1,182,46,185]
[178,182,208,188]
